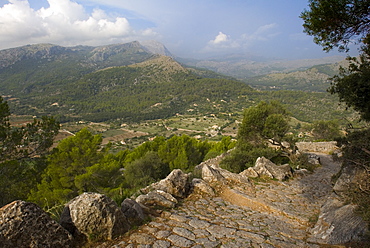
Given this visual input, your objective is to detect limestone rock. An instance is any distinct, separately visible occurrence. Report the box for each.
[136,190,178,208]
[191,178,215,196]
[0,200,73,248]
[239,167,259,178]
[251,157,293,181]
[141,169,190,198]
[121,198,146,227]
[201,164,227,183]
[197,162,255,195]
[333,164,364,199]
[60,192,129,244]
[309,195,368,244]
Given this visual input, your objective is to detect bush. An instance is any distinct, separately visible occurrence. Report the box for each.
[220,143,279,173]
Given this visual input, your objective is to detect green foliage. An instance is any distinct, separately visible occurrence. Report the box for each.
[0,97,60,206]
[310,120,342,140]
[329,47,370,121]
[29,128,122,207]
[301,0,370,121]
[124,151,169,189]
[204,136,236,160]
[157,135,210,172]
[238,101,289,146]
[220,142,279,173]
[300,0,370,52]
[0,103,60,162]
[220,101,289,173]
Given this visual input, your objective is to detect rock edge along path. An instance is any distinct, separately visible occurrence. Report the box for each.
[98,154,341,248]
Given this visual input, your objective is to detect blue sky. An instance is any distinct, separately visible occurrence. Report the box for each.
[0,0,354,59]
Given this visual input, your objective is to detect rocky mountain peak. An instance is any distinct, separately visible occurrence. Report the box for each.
[140,40,173,57]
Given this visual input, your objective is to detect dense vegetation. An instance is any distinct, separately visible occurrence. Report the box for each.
[1,96,237,210]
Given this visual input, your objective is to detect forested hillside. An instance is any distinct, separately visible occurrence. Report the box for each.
[0,43,357,124]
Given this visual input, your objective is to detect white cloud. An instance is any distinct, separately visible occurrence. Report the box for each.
[0,0,158,49]
[241,23,279,42]
[204,31,239,53]
[209,32,229,45]
[202,24,279,54]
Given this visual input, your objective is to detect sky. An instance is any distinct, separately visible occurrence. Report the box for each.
[0,0,355,60]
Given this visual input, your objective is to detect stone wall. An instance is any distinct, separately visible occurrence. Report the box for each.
[296,141,338,154]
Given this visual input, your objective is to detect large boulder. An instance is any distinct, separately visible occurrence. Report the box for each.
[0,200,73,248]
[308,195,368,244]
[60,192,129,244]
[121,198,146,226]
[195,162,255,196]
[245,157,293,181]
[136,190,178,209]
[141,169,190,198]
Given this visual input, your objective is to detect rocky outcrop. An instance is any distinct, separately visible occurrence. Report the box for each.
[141,169,191,198]
[0,200,73,248]
[308,163,369,244]
[241,156,293,181]
[60,192,130,244]
[191,178,215,196]
[196,153,254,188]
[309,195,368,244]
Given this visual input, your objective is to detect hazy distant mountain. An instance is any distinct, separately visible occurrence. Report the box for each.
[179,54,345,79]
[140,40,173,57]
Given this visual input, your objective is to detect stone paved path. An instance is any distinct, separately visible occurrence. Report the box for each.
[97,154,341,248]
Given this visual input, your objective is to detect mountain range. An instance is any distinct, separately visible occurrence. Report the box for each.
[0,41,355,123]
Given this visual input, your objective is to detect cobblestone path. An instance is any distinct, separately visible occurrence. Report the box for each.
[98,154,341,248]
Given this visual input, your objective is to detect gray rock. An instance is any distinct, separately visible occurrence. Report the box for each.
[252,157,293,181]
[121,198,146,226]
[239,167,259,178]
[167,234,194,247]
[309,195,368,244]
[141,169,190,198]
[136,190,178,208]
[60,192,129,243]
[333,164,363,198]
[153,240,171,248]
[0,200,73,248]
[191,178,215,196]
[173,227,196,240]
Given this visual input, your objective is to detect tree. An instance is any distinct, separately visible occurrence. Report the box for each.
[29,128,122,208]
[221,101,289,173]
[300,0,369,52]
[124,151,169,189]
[0,97,60,206]
[0,97,60,163]
[310,120,342,140]
[238,101,289,147]
[301,0,370,120]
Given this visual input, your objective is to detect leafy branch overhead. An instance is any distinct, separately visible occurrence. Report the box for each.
[301,0,370,121]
